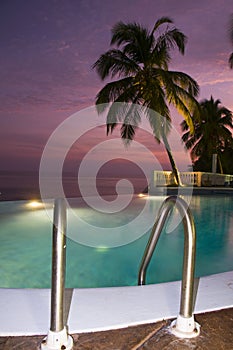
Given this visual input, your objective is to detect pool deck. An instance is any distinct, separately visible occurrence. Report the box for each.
[0,270,232,349]
[1,307,233,349]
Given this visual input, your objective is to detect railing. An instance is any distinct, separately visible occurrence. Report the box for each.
[150,171,233,190]
[41,198,73,350]
[138,196,200,338]
[180,172,202,186]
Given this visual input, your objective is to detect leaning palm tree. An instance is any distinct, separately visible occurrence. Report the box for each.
[93,17,199,185]
[181,96,233,173]
[229,14,233,68]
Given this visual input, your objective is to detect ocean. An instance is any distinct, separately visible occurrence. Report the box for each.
[0,171,148,201]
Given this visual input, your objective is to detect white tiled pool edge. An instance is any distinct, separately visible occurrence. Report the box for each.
[0,271,232,336]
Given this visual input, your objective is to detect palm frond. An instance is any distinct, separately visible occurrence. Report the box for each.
[106,102,142,139]
[111,21,153,64]
[105,102,133,133]
[229,52,233,69]
[181,130,190,143]
[155,28,187,55]
[157,69,199,133]
[151,17,173,36]
[111,22,150,46]
[166,70,199,97]
[106,122,117,135]
[144,106,171,142]
[120,124,137,144]
[219,115,233,129]
[180,120,189,132]
[151,45,170,69]
[123,103,142,125]
[92,49,139,80]
[147,91,170,121]
[95,77,134,104]
[106,102,129,135]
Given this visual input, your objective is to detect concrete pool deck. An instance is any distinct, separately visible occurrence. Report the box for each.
[1,307,233,349]
[0,271,232,347]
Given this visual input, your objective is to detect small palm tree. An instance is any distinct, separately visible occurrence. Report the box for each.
[92,17,199,185]
[181,96,233,173]
[229,14,233,68]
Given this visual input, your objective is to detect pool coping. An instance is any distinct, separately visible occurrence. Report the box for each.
[149,186,233,196]
[0,270,232,336]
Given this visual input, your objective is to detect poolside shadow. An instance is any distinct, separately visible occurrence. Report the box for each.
[193,277,200,309]
[64,288,74,326]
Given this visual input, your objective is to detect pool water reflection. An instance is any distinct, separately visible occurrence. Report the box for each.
[0,195,232,288]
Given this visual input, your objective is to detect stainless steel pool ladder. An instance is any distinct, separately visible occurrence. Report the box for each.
[40,196,200,349]
[138,195,200,338]
[41,198,73,350]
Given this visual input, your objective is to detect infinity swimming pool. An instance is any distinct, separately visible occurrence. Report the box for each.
[0,195,233,288]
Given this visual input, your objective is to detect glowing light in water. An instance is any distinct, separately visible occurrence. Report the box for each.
[138,193,147,198]
[26,200,44,209]
[95,246,109,252]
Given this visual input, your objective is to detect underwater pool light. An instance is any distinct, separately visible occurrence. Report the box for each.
[26,200,43,209]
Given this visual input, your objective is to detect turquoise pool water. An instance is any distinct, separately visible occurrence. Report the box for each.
[0,195,233,288]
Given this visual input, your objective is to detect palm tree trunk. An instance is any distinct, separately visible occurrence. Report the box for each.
[161,130,182,186]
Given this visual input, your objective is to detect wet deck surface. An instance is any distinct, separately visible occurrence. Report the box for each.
[0,308,232,349]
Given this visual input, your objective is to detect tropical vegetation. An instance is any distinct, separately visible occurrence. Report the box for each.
[181,96,233,174]
[92,17,199,185]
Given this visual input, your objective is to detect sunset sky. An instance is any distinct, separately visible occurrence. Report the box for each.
[1,0,233,176]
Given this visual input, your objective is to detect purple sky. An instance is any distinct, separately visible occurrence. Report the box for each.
[1,0,233,174]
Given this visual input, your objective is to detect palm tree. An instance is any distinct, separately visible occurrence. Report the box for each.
[181,96,233,173]
[229,14,233,68]
[92,17,199,185]
[221,143,233,174]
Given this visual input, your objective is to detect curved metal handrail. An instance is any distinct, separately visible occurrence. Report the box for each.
[138,195,199,334]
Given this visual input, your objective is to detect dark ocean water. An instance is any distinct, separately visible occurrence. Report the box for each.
[0,171,148,201]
